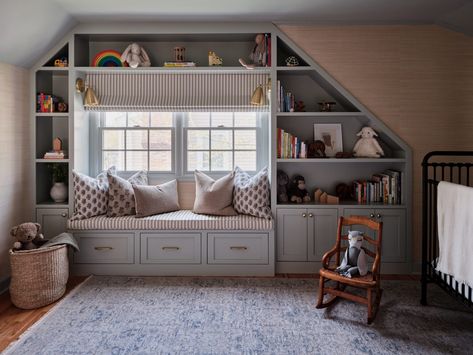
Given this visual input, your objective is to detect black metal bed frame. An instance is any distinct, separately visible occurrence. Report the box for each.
[421,151,473,306]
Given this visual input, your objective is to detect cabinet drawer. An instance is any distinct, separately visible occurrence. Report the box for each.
[208,233,268,264]
[141,233,201,264]
[74,233,134,264]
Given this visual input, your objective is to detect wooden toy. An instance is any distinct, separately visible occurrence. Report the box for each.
[208,51,223,66]
[92,50,128,67]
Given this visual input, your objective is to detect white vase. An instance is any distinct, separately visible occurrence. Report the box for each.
[50,182,68,203]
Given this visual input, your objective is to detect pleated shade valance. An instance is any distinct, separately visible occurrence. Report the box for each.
[84,71,270,112]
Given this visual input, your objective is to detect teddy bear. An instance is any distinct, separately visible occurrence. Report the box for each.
[277,170,289,203]
[307,140,326,158]
[121,43,151,68]
[10,222,44,251]
[336,231,368,278]
[288,175,311,203]
[353,127,385,158]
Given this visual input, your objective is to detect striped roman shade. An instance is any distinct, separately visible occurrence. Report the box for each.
[85,71,270,112]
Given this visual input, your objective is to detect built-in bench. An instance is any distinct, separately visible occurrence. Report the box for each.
[68,210,275,276]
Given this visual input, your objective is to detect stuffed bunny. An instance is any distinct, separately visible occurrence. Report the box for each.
[121,43,151,68]
[353,127,385,158]
[10,222,44,251]
[336,231,368,278]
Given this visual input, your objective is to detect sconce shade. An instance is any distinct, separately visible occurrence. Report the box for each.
[84,87,99,107]
[251,85,264,106]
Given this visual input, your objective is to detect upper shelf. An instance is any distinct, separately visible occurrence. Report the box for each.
[73,66,271,73]
[276,112,363,117]
[277,158,406,164]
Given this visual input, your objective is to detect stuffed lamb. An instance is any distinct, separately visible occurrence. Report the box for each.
[336,231,368,278]
[353,127,384,158]
[121,43,151,68]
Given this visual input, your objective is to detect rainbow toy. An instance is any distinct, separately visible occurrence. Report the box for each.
[91,50,128,67]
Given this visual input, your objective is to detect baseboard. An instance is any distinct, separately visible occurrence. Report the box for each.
[0,276,10,294]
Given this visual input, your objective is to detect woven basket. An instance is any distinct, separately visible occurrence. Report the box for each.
[9,245,69,309]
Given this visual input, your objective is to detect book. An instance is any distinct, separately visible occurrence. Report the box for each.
[163,62,196,67]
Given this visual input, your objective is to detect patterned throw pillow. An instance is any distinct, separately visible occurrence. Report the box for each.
[70,166,117,221]
[233,166,272,219]
[107,171,148,217]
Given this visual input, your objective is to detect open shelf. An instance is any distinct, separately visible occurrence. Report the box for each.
[36,162,69,205]
[42,43,68,67]
[35,70,69,113]
[276,37,308,67]
[36,201,69,208]
[36,112,69,117]
[276,202,405,209]
[35,116,69,159]
[277,158,406,163]
[36,159,70,163]
[276,112,363,117]
[74,66,271,73]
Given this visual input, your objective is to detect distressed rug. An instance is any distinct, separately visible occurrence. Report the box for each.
[4,276,473,355]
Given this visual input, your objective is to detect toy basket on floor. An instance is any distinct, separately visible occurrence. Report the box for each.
[9,245,69,309]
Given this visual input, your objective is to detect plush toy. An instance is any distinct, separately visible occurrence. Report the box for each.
[288,175,311,203]
[277,170,289,203]
[336,231,368,278]
[10,222,44,251]
[353,127,384,158]
[239,33,267,69]
[335,183,353,201]
[121,43,151,68]
[307,140,326,158]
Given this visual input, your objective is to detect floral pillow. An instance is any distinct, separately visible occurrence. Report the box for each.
[233,166,271,219]
[107,171,148,217]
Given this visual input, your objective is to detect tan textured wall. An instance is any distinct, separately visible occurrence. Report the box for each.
[0,62,32,280]
[279,25,473,263]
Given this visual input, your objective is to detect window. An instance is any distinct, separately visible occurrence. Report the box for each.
[98,111,267,175]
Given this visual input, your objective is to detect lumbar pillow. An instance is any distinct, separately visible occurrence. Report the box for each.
[71,166,116,220]
[193,170,237,216]
[132,180,180,218]
[233,166,272,219]
[107,170,148,217]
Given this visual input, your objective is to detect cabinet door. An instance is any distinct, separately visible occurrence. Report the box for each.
[376,209,406,263]
[308,208,338,261]
[36,208,69,239]
[276,209,308,261]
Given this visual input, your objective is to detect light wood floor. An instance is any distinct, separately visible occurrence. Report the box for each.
[0,274,417,351]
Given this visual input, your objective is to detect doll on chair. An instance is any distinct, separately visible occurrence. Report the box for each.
[336,231,368,278]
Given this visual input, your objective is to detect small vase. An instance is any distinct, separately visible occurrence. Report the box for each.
[50,182,68,203]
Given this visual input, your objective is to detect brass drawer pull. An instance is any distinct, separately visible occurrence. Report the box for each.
[94,246,114,251]
[162,246,180,250]
[230,246,248,250]
[61,213,67,217]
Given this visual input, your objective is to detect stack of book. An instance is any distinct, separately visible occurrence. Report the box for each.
[163,62,196,67]
[43,151,66,159]
[277,81,295,112]
[352,170,403,205]
[277,128,307,159]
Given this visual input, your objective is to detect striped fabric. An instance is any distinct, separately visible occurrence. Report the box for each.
[85,71,270,112]
[67,210,273,231]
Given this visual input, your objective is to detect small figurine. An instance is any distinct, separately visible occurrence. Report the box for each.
[336,231,368,278]
[294,100,306,112]
[57,102,68,112]
[335,183,353,200]
[53,137,62,152]
[318,101,337,112]
[54,58,68,67]
[353,127,385,158]
[307,140,326,158]
[285,56,300,67]
[277,170,289,203]
[174,47,185,62]
[121,43,151,68]
[208,51,223,66]
[288,175,311,203]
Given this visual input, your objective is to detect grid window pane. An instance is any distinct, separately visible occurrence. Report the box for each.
[128,112,149,127]
[150,151,172,171]
[188,112,210,127]
[104,112,126,127]
[103,130,125,150]
[150,130,172,150]
[126,130,148,150]
[188,130,209,150]
[126,151,148,171]
[103,151,124,170]
[211,113,233,127]
[235,130,256,150]
[211,130,232,150]
[235,151,256,171]
[211,151,233,171]
[151,112,173,127]
[234,112,257,127]
[188,151,209,171]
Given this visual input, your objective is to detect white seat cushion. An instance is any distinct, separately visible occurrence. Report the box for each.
[67,210,273,231]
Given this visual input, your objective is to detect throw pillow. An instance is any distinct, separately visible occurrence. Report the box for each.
[193,170,237,216]
[107,170,148,217]
[133,180,180,218]
[70,166,116,221]
[233,166,272,219]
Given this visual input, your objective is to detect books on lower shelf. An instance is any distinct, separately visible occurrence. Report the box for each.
[43,151,67,159]
[163,62,196,67]
[353,170,403,205]
[277,80,295,112]
[277,128,307,159]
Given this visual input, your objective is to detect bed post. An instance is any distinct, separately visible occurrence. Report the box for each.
[421,152,431,305]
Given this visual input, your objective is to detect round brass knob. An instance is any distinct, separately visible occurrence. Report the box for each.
[302,213,307,218]
[308,213,313,218]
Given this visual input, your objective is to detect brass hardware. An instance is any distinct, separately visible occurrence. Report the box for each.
[75,78,85,93]
[302,213,307,218]
[94,246,113,251]
[251,85,264,106]
[162,246,180,250]
[308,213,313,218]
[376,213,382,219]
[370,213,375,218]
[61,213,67,217]
[230,246,248,250]
[84,87,99,107]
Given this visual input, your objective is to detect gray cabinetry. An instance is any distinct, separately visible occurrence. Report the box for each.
[36,208,69,239]
[141,233,201,264]
[307,208,338,261]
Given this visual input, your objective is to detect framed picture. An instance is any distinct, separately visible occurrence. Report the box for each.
[313,124,343,157]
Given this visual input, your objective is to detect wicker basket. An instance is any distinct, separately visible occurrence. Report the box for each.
[9,245,69,309]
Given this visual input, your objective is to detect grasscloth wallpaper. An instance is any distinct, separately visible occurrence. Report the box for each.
[280,25,473,263]
[0,62,31,282]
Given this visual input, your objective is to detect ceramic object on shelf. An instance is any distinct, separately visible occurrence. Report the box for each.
[50,182,68,203]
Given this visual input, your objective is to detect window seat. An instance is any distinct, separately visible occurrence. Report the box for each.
[68,210,273,231]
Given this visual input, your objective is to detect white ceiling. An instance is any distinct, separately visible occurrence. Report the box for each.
[1,0,472,68]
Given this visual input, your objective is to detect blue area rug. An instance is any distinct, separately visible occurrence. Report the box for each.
[4,276,473,354]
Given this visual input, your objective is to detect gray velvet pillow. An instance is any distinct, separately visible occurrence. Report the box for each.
[193,170,237,216]
[133,180,180,218]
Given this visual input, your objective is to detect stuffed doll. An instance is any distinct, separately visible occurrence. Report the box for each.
[336,231,368,278]
[121,43,151,68]
[288,175,311,203]
[238,33,267,69]
[10,222,44,251]
[277,170,289,203]
[353,127,384,158]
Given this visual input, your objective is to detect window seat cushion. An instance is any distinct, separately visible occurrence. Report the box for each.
[67,210,273,231]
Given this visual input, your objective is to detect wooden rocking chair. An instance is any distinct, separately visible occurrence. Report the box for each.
[316,216,383,324]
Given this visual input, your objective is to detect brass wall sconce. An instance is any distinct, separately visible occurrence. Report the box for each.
[75,78,99,107]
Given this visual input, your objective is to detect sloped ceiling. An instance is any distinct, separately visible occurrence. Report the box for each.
[0,0,472,68]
